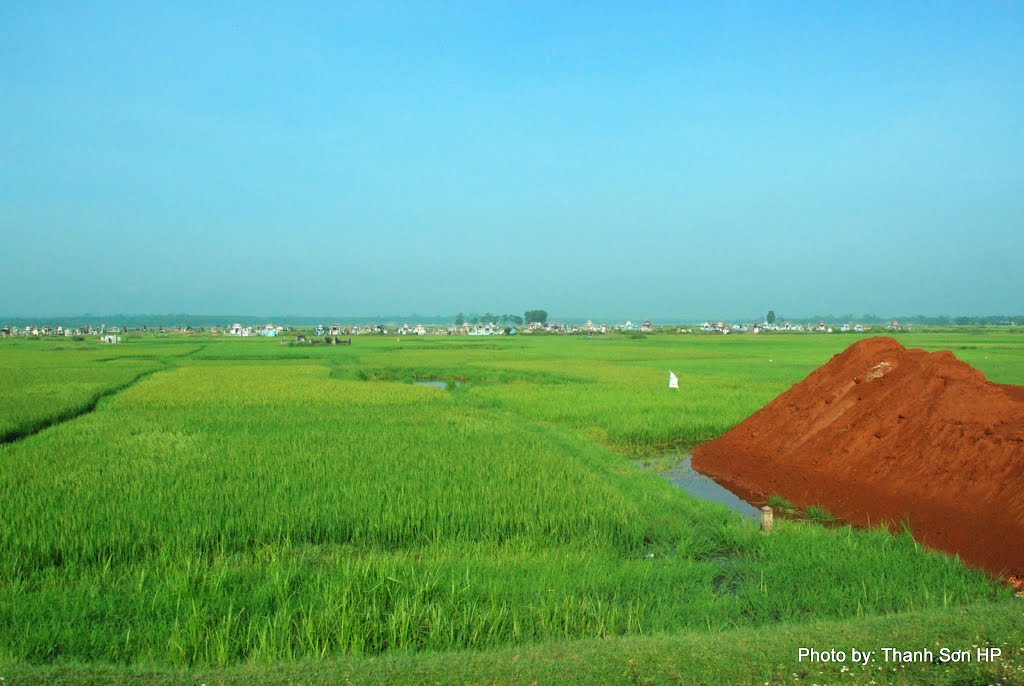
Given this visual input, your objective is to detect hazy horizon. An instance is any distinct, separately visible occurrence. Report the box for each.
[3,3,1022,317]
[1,308,1020,327]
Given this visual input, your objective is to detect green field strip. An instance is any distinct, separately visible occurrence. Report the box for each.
[2,600,1020,685]
[0,363,168,445]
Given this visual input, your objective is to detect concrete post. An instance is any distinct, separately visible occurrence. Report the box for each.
[761,506,774,534]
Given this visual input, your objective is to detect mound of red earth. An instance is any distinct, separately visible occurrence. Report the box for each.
[692,336,1024,578]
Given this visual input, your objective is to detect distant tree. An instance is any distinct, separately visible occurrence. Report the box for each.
[455,312,465,326]
[765,310,776,325]
[469,317,480,325]
[525,309,548,324]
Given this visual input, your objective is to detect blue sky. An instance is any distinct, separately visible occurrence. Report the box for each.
[2,2,1021,320]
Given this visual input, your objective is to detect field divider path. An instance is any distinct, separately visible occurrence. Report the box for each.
[0,360,174,445]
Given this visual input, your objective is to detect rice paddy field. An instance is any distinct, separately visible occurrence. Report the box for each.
[1,330,1022,685]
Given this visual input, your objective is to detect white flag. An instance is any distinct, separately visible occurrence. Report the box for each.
[669,371,679,389]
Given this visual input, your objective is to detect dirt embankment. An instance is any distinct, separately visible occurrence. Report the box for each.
[692,336,1024,577]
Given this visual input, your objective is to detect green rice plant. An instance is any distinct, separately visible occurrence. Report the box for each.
[805,505,836,523]
[0,331,1018,668]
[0,342,164,443]
[767,495,795,513]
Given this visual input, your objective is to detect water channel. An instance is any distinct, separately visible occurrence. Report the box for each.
[646,454,761,519]
[413,380,463,389]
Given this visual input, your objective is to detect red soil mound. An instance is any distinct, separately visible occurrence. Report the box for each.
[692,336,1024,577]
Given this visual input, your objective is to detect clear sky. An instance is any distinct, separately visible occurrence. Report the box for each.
[2,2,1021,320]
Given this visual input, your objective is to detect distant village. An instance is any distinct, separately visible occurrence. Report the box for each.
[0,317,923,341]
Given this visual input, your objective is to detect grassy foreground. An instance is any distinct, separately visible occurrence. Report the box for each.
[3,602,1021,685]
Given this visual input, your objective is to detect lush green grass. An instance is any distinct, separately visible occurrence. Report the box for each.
[0,340,165,442]
[768,496,797,513]
[0,330,1021,679]
[805,506,837,524]
[3,602,1021,685]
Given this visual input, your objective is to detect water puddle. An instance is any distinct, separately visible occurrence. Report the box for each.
[413,380,463,389]
[642,454,761,519]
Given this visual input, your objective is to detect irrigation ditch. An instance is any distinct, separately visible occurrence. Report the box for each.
[0,363,171,445]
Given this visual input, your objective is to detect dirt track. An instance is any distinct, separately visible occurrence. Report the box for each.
[692,336,1024,577]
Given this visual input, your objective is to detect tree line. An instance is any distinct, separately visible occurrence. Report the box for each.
[454,310,548,327]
